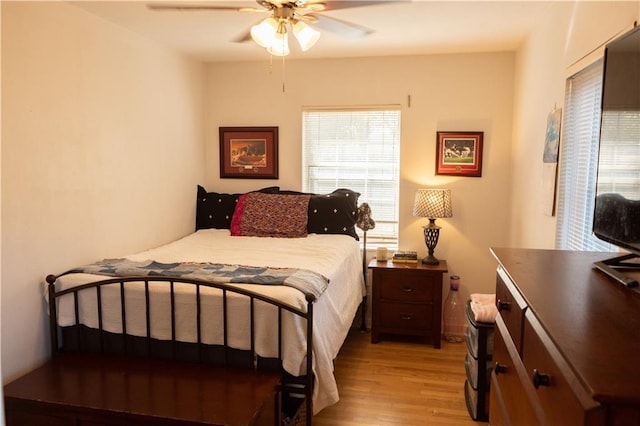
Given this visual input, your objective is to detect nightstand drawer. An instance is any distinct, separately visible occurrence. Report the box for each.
[380,302,432,329]
[379,270,435,302]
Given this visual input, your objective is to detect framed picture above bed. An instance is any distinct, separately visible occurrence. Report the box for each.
[435,131,484,177]
[219,126,279,179]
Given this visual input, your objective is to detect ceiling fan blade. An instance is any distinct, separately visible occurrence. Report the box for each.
[232,29,254,43]
[147,3,265,12]
[232,15,271,44]
[319,0,409,12]
[311,13,373,39]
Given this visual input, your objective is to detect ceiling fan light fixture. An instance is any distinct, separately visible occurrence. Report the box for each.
[250,17,278,48]
[267,22,290,56]
[292,21,320,51]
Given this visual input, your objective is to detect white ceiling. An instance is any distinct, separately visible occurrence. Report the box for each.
[71,0,557,62]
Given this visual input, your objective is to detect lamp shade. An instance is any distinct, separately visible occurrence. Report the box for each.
[250,18,278,48]
[356,203,376,232]
[293,21,320,51]
[267,33,290,56]
[413,189,453,219]
[267,21,290,56]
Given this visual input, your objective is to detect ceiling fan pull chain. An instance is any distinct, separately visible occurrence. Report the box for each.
[282,55,286,93]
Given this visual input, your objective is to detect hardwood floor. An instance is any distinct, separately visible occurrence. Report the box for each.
[313,330,489,426]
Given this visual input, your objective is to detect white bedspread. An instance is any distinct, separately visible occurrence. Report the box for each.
[51,229,365,414]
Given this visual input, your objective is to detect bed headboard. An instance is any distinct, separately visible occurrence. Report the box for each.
[196,185,360,240]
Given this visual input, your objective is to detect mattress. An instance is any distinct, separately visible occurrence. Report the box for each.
[49,229,365,414]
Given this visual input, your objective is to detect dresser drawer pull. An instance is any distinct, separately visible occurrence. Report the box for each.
[532,369,551,388]
[494,362,508,375]
[497,299,511,311]
[400,314,414,320]
[401,287,414,293]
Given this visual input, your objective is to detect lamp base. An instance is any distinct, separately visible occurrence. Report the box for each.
[422,220,442,266]
[422,255,440,265]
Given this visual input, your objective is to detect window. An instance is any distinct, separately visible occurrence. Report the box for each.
[302,107,401,246]
[556,59,615,252]
[597,110,640,199]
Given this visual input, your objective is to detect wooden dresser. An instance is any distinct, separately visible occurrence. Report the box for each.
[369,259,447,348]
[490,248,640,426]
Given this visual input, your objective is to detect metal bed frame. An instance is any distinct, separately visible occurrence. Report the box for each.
[46,272,316,425]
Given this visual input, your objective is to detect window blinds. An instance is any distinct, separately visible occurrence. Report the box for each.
[556,59,616,252]
[302,107,401,245]
[598,110,640,198]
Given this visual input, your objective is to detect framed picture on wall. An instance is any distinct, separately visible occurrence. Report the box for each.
[219,127,279,179]
[436,131,484,177]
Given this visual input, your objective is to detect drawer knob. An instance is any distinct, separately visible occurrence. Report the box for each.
[532,369,551,388]
[494,362,508,374]
[401,287,414,293]
[400,314,414,320]
[497,299,510,311]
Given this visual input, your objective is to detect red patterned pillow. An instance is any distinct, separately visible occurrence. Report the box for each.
[232,192,311,238]
[229,193,248,236]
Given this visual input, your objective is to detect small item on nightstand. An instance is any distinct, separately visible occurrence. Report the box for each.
[376,247,388,261]
[392,251,418,264]
[444,275,465,343]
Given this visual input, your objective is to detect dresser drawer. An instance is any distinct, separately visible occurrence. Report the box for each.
[522,310,604,426]
[379,302,431,330]
[490,315,546,426]
[378,270,435,302]
[495,267,527,353]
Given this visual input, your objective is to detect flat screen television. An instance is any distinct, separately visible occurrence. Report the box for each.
[592,24,640,287]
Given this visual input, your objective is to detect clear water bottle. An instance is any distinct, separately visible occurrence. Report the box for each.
[443,275,465,343]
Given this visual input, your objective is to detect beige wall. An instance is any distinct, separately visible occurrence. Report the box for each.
[509,1,639,248]
[1,2,206,382]
[205,52,516,302]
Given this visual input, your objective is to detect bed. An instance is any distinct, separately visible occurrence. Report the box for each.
[40,186,366,422]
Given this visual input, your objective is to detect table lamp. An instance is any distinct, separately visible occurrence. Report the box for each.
[413,189,452,265]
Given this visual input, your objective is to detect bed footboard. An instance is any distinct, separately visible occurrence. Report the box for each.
[45,273,316,425]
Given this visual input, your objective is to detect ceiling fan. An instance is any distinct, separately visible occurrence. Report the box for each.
[147,1,398,56]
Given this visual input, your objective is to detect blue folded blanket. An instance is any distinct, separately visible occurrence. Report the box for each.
[70,258,329,299]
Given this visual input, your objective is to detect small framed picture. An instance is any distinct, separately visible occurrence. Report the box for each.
[436,131,484,177]
[219,127,278,179]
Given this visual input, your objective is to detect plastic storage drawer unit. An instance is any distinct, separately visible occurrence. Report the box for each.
[464,299,495,422]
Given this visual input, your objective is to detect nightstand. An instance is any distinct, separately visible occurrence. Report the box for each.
[369,259,448,348]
